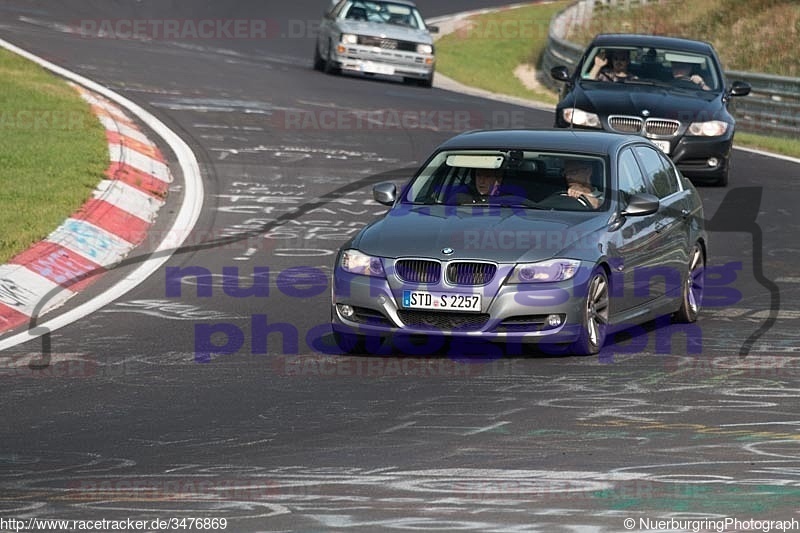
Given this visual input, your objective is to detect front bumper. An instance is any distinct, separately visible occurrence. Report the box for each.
[554,110,733,177]
[332,44,434,79]
[670,133,733,178]
[331,264,595,346]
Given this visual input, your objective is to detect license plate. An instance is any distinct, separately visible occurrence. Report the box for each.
[652,140,671,154]
[402,291,481,312]
[362,62,395,75]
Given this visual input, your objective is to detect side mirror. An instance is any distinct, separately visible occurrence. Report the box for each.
[373,182,397,206]
[729,80,751,97]
[621,193,659,217]
[427,25,440,34]
[550,66,570,83]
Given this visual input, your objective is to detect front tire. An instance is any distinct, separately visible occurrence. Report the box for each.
[570,268,610,355]
[333,331,364,354]
[323,40,340,75]
[674,243,705,323]
[418,73,434,88]
[313,41,325,71]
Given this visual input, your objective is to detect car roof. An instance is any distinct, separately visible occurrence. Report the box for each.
[590,33,716,55]
[436,129,641,155]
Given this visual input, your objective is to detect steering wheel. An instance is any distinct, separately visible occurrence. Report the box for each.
[672,77,703,90]
[557,190,592,208]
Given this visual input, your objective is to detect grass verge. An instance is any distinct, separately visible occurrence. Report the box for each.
[0,48,107,264]
[434,1,800,159]
[435,1,569,105]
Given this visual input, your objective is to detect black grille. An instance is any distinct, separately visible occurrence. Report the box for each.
[395,260,440,284]
[357,36,417,52]
[609,116,643,134]
[645,118,680,136]
[397,310,489,331]
[350,307,392,327]
[494,315,550,333]
[446,262,497,285]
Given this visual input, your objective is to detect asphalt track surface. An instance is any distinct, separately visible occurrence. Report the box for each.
[1,1,800,531]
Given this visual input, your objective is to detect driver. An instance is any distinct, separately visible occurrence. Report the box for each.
[671,61,710,90]
[463,167,504,203]
[564,160,602,209]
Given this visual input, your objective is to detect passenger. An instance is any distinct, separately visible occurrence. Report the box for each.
[671,61,710,90]
[564,160,602,208]
[589,49,636,82]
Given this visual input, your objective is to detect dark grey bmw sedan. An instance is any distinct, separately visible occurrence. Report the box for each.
[331,130,706,355]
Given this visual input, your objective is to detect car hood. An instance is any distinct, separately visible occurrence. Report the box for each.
[574,82,722,121]
[337,20,433,45]
[353,205,605,263]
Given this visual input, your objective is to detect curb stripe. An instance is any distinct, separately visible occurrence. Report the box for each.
[46,219,135,268]
[79,91,134,122]
[89,104,137,128]
[91,180,165,223]
[109,145,171,183]
[0,304,29,330]
[107,131,163,160]
[10,242,102,292]
[0,265,75,317]
[106,163,169,199]
[74,199,151,245]
[98,115,152,144]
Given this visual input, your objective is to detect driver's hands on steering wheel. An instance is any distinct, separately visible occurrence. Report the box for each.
[559,190,592,208]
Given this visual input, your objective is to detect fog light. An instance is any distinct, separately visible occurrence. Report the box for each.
[339,304,355,318]
[707,157,719,168]
[547,314,563,327]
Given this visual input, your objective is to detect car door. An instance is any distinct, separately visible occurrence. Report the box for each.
[632,145,689,302]
[609,147,664,317]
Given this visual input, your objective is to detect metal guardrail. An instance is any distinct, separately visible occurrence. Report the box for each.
[540,0,800,136]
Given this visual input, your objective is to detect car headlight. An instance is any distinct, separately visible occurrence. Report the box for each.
[562,108,601,128]
[340,249,385,277]
[508,259,581,284]
[341,33,358,45]
[687,120,729,136]
[416,43,433,54]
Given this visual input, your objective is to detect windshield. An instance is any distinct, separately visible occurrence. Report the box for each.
[403,150,608,211]
[580,45,721,92]
[342,1,426,30]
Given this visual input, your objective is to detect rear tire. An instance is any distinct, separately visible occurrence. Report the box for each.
[674,243,704,323]
[570,268,610,355]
